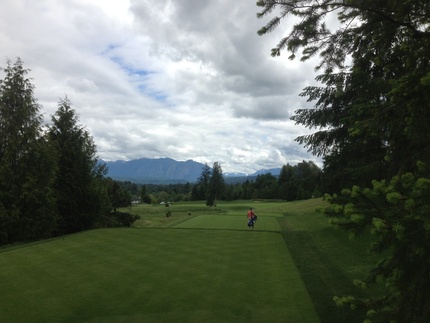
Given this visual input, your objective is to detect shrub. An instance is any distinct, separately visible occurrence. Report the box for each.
[98,212,140,228]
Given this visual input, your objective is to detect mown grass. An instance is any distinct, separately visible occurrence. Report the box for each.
[0,199,379,322]
[277,199,381,322]
[0,201,317,322]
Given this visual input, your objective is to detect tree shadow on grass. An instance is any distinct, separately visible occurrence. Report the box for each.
[278,219,367,323]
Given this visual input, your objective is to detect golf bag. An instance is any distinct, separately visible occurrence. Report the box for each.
[247,215,257,228]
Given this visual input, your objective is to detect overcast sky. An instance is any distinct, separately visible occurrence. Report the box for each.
[1,0,321,174]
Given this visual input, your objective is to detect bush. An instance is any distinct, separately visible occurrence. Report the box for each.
[98,212,140,228]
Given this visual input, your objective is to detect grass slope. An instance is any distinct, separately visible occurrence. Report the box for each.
[0,199,378,322]
[0,207,318,322]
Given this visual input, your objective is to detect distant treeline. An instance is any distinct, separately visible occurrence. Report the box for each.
[118,160,321,204]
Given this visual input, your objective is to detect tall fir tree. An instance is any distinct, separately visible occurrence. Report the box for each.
[207,162,225,206]
[140,184,151,204]
[195,163,211,201]
[48,97,108,234]
[278,164,296,200]
[0,58,57,244]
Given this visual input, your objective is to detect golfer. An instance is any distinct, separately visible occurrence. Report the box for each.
[247,208,257,229]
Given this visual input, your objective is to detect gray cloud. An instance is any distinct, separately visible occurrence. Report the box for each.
[0,0,321,174]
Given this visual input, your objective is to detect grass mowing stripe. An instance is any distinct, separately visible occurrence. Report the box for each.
[277,211,378,323]
[0,228,319,322]
[280,230,367,323]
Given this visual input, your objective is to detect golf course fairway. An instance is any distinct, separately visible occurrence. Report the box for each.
[0,199,373,322]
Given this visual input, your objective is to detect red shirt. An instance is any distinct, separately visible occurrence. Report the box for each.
[247,210,254,219]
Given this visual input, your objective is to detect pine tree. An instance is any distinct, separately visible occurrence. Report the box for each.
[140,184,151,204]
[257,0,430,189]
[196,163,211,201]
[48,97,107,234]
[325,169,430,322]
[0,58,57,244]
[207,162,225,206]
[257,0,430,320]
[107,180,131,211]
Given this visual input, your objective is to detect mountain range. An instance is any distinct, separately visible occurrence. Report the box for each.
[101,158,281,184]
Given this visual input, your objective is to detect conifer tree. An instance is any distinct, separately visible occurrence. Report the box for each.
[257,0,430,320]
[196,163,211,201]
[278,164,295,200]
[107,180,131,211]
[207,162,225,206]
[0,58,57,244]
[48,97,108,234]
[140,184,151,204]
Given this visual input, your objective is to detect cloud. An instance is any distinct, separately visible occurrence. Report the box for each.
[0,0,321,174]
